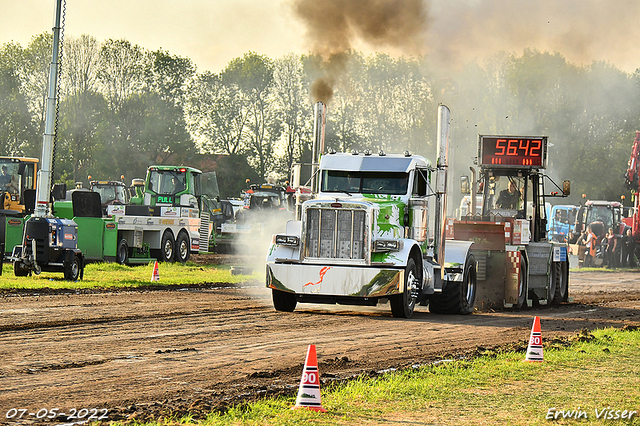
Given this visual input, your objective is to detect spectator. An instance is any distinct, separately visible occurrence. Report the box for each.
[622,229,636,267]
[606,228,617,269]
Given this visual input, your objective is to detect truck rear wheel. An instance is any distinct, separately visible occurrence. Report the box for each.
[159,231,175,263]
[390,258,419,318]
[116,239,129,265]
[272,289,297,312]
[430,253,477,315]
[175,231,190,264]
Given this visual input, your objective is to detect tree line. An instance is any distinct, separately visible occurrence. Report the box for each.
[1,33,639,202]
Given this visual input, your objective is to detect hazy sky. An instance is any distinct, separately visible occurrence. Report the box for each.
[1,0,640,74]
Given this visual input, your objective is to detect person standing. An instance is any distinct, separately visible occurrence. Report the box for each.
[606,228,617,269]
[622,228,636,267]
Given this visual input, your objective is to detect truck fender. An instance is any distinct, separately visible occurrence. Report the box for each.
[443,240,474,281]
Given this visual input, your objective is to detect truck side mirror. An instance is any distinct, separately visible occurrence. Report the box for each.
[563,180,570,196]
[460,175,470,194]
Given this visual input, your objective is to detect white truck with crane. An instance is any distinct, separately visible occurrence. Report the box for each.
[266,103,477,318]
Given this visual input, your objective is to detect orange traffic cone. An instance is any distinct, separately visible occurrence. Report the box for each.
[151,261,160,282]
[291,344,327,412]
[524,316,543,362]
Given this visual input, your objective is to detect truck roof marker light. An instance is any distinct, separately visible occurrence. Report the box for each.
[179,168,186,173]
[364,150,372,156]
[328,147,336,154]
[404,151,411,157]
[379,150,386,156]
[352,150,358,155]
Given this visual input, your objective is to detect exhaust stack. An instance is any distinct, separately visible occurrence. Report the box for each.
[310,101,326,195]
[434,104,451,268]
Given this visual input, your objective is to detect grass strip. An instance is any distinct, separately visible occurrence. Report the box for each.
[110,327,640,426]
[0,261,260,289]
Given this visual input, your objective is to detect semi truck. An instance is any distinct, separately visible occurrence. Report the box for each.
[266,104,477,318]
[451,135,571,308]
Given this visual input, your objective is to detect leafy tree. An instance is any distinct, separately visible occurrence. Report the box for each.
[222,52,276,179]
[0,42,35,156]
[98,39,148,111]
[271,54,311,178]
[185,72,248,155]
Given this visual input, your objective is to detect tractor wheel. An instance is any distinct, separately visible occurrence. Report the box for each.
[516,262,528,309]
[548,262,558,304]
[64,254,81,281]
[552,261,569,304]
[430,253,477,315]
[175,231,190,264]
[390,258,420,318]
[116,239,129,265]
[272,289,297,312]
[159,231,175,263]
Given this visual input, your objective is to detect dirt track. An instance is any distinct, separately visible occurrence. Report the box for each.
[1,257,639,424]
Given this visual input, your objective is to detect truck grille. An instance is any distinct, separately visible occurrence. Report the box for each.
[199,212,210,252]
[305,208,366,259]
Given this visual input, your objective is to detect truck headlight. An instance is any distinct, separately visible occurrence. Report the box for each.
[275,235,299,246]
[373,239,403,252]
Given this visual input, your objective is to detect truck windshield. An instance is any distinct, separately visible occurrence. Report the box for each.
[149,170,187,195]
[93,184,129,204]
[322,170,409,195]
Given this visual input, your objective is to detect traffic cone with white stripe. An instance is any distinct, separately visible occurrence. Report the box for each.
[291,344,327,412]
[151,261,160,282]
[523,316,544,362]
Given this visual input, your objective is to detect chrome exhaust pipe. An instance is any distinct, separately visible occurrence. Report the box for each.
[434,104,450,269]
[310,101,326,195]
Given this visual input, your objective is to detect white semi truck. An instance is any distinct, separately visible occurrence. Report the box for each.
[266,104,478,318]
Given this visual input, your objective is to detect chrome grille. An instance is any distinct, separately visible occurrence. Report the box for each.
[305,208,365,259]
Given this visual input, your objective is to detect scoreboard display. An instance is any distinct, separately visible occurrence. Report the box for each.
[479,135,547,168]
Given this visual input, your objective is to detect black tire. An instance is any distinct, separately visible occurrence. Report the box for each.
[390,258,419,318]
[272,289,297,312]
[430,253,477,315]
[175,231,190,264]
[548,261,557,305]
[516,262,527,309]
[64,254,81,281]
[159,231,175,263]
[552,261,569,304]
[116,239,129,265]
[13,261,29,277]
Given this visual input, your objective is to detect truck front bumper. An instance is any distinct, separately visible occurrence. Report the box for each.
[266,262,404,298]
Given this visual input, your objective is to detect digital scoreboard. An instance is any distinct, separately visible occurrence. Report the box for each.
[479,135,547,168]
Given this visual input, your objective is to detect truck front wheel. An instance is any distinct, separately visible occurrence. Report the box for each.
[272,289,297,312]
[390,258,419,319]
